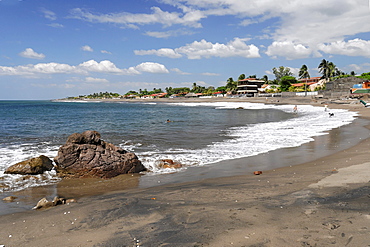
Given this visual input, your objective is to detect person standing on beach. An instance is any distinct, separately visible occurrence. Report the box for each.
[293,105,298,113]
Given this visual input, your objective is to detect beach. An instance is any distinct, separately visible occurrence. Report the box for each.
[1,97,370,246]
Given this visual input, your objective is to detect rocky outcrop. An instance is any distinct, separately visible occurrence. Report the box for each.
[4,155,53,175]
[157,159,183,169]
[54,130,146,178]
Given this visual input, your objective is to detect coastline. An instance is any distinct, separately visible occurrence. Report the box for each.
[1,97,370,246]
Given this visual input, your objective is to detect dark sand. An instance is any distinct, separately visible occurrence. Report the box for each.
[1,97,370,246]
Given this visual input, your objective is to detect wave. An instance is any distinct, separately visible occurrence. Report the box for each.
[135,102,357,174]
[0,102,357,192]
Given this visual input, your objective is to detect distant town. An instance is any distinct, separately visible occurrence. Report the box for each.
[64,59,370,100]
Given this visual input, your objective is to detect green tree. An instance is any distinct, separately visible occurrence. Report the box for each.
[238,74,246,81]
[226,77,237,92]
[318,59,337,81]
[216,86,227,93]
[279,76,297,92]
[272,66,293,83]
[298,64,310,94]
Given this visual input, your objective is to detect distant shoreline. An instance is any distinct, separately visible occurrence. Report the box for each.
[1,97,370,246]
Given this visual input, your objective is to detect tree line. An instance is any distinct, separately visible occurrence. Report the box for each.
[66,59,370,99]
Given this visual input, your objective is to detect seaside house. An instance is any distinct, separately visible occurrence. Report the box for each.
[236,78,265,95]
[297,76,321,84]
[185,92,201,97]
[213,91,224,97]
[151,93,168,98]
[291,77,327,92]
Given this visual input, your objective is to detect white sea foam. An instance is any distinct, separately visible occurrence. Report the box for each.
[0,144,60,192]
[0,102,358,191]
[137,102,358,174]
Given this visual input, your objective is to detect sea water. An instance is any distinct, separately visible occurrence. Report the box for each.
[0,100,358,193]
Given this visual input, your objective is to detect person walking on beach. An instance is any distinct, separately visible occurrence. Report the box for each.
[324,104,328,111]
[293,105,298,114]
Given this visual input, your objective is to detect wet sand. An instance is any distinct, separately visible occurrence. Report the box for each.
[1,97,370,246]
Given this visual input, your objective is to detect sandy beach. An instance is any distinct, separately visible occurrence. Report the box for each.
[1,97,370,247]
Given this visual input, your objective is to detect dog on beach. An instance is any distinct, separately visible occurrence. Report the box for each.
[329,113,334,117]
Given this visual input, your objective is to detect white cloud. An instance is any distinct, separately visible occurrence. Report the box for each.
[79,60,123,73]
[144,29,195,38]
[81,45,93,52]
[177,38,260,59]
[19,48,45,59]
[134,62,169,74]
[265,41,313,60]
[69,7,205,29]
[201,72,220,76]
[171,68,191,75]
[85,77,109,83]
[40,8,57,21]
[138,1,370,59]
[0,60,169,76]
[0,62,79,76]
[136,38,260,59]
[101,50,112,54]
[31,83,76,89]
[117,81,161,89]
[345,63,370,74]
[318,39,370,57]
[48,23,64,28]
[134,48,182,58]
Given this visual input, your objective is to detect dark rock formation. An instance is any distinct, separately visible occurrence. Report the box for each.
[4,155,53,175]
[54,130,146,178]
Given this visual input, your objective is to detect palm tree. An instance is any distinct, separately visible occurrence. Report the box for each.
[299,64,310,96]
[238,74,246,81]
[226,77,237,93]
[318,59,337,81]
[318,59,329,81]
[328,62,337,78]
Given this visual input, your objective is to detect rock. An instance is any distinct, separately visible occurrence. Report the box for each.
[66,199,77,204]
[158,159,183,169]
[254,171,263,175]
[54,130,146,178]
[33,197,53,210]
[5,155,54,175]
[52,196,66,206]
[2,196,17,202]
[32,196,70,210]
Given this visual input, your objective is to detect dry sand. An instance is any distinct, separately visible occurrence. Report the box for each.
[1,97,370,247]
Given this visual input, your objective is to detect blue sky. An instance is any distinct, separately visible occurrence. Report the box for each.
[1,0,370,99]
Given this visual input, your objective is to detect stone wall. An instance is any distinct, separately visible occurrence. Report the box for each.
[324,77,364,97]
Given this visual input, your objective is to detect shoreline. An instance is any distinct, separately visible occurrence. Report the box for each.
[1,97,370,246]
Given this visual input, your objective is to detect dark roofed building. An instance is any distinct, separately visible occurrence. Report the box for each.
[237,78,265,95]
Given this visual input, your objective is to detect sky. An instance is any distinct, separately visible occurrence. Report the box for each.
[1,0,370,99]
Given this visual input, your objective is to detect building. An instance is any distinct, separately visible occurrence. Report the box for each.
[297,77,321,83]
[236,78,265,95]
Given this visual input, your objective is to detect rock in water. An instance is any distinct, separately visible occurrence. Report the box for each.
[54,130,146,178]
[5,155,53,175]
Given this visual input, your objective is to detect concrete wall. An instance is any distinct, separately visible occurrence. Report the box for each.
[324,77,364,97]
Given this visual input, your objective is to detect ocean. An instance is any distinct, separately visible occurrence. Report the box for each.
[0,100,359,193]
